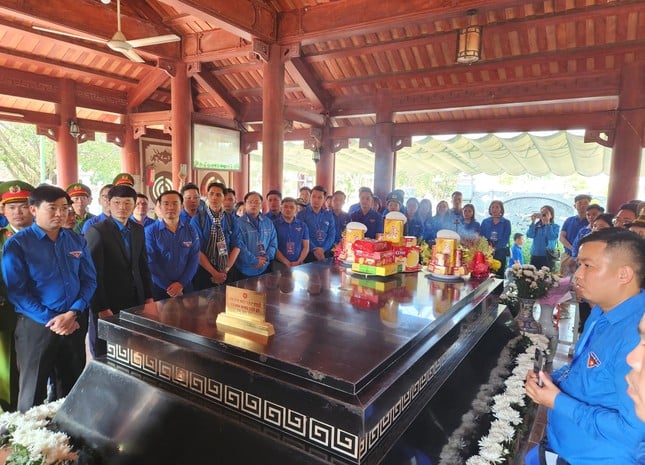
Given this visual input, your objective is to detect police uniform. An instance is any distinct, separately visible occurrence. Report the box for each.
[0,180,34,411]
[66,183,95,235]
[113,172,135,187]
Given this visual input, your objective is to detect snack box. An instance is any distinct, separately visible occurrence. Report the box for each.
[354,248,395,266]
[352,262,402,276]
[383,218,404,246]
[351,276,400,292]
[352,239,392,253]
[435,237,458,267]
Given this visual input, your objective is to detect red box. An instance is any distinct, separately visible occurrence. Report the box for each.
[352,239,392,253]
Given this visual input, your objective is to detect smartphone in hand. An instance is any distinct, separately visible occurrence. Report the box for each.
[534,348,544,387]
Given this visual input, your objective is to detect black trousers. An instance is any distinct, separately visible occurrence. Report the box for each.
[14,314,87,412]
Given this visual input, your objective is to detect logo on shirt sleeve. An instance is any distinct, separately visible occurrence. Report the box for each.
[182,241,193,247]
[587,351,601,368]
[69,251,82,258]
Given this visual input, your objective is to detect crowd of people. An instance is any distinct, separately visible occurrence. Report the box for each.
[2,175,645,463]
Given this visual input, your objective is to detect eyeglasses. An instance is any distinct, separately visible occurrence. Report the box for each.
[246,200,262,205]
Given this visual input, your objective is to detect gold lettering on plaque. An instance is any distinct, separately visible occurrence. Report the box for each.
[216,286,275,337]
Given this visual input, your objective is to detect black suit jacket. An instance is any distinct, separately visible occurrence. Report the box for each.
[85,218,152,314]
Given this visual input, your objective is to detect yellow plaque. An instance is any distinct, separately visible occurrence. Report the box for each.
[216,286,275,337]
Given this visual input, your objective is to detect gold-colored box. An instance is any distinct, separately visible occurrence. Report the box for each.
[383,218,404,246]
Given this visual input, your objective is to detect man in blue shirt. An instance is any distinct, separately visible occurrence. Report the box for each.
[180,182,201,225]
[145,190,200,301]
[525,228,645,465]
[331,190,351,245]
[297,185,336,262]
[2,185,97,412]
[265,189,282,222]
[559,194,591,274]
[81,183,112,234]
[350,187,382,239]
[236,191,277,277]
[273,197,309,271]
[444,191,465,232]
[191,181,240,288]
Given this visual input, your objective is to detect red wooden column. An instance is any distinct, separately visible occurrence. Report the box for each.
[316,128,335,193]
[262,44,285,193]
[607,62,645,212]
[232,138,254,197]
[55,79,78,187]
[121,115,140,175]
[171,62,191,190]
[373,91,395,204]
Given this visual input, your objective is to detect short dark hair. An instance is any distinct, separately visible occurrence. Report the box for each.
[99,184,114,196]
[358,186,373,195]
[181,183,200,195]
[312,185,327,196]
[594,213,615,227]
[513,232,524,241]
[333,190,346,199]
[108,185,137,201]
[451,191,463,198]
[618,203,638,216]
[299,186,312,193]
[206,181,226,194]
[136,193,148,200]
[244,191,263,202]
[157,190,183,204]
[224,188,236,197]
[266,189,282,199]
[281,196,297,205]
[488,200,505,216]
[586,203,604,213]
[574,194,592,203]
[29,185,70,207]
[579,228,645,284]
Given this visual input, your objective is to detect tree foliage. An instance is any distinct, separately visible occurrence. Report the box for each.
[0,122,120,187]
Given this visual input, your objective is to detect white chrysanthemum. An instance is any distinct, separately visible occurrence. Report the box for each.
[478,439,505,463]
[489,419,516,439]
[466,455,491,465]
[494,405,522,425]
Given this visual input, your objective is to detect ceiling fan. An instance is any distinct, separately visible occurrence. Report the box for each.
[32,0,179,63]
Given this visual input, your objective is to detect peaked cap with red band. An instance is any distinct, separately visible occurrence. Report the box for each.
[66,182,92,198]
[0,180,35,204]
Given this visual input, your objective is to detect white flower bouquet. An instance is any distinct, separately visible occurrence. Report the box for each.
[508,263,559,300]
[0,399,77,465]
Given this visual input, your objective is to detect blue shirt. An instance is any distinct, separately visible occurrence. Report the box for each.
[236,213,277,276]
[479,217,512,251]
[0,215,7,228]
[460,220,480,240]
[526,222,560,256]
[333,211,351,244]
[444,209,465,231]
[509,243,524,266]
[297,206,336,252]
[349,208,383,239]
[130,215,155,228]
[2,224,97,324]
[179,209,196,226]
[404,215,425,239]
[190,208,239,256]
[265,211,281,222]
[81,212,108,234]
[145,219,200,289]
[561,215,588,254]
[274,217,309,262]
[571,225,592,258]
[547,292,645,464]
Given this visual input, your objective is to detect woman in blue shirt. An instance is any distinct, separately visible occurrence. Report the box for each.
[460,203,480,240]
[526,205,560,271]
[480,200,512,277]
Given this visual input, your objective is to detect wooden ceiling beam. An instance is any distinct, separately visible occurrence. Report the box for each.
[0,47,138,89]
[192,71,240,118]
[77,118,124,137]
[285,56,332,111]
[0,0,179,59]
[322,41,642,91]
[330,71,621,117]
[183,30,252,62]
[129,110,172,126]
[159,0,276,42]
[279,0,522,45]
[0,106,58,127]
[128,68,170,110]
[304,1,643,63]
